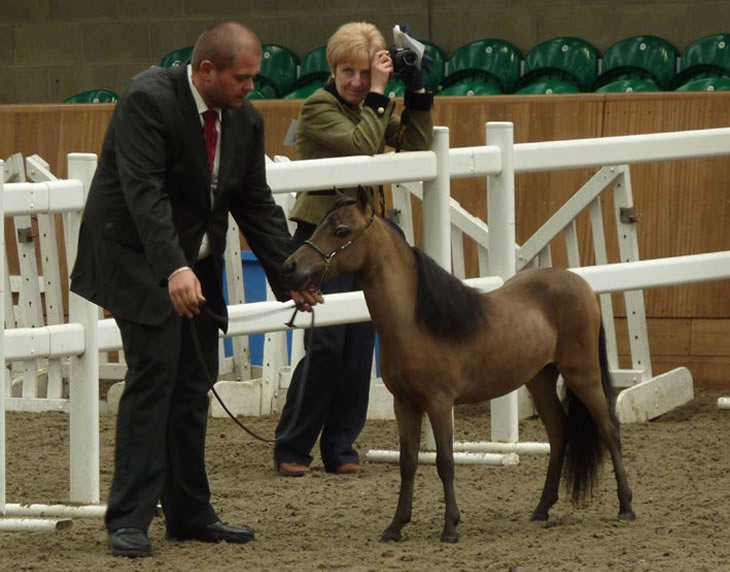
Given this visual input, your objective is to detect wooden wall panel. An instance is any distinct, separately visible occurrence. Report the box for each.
[0,104,113,177]
[615,317,692,358]
[690,319,730,356]
[614,317,730,388]
[252,100,303,159]
[650,355,730,390]
[602,93,730,319]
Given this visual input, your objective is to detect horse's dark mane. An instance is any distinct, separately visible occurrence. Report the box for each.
[411,248,486,339]
[383,216,407,242]
[377,217,486,339]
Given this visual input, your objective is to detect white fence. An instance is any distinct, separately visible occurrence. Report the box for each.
[3,122,730,531]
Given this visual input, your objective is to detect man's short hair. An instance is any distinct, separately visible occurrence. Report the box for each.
[192,21,262,71]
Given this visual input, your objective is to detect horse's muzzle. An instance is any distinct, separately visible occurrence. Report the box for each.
[281,257,315,291]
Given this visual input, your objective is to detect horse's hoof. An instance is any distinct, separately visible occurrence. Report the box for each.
[380,531,402,542]
[530,511,549,522]
[440,533,459,544]
[618,511,636,522]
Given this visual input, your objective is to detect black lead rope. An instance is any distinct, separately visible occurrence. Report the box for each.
[189,302,315,443]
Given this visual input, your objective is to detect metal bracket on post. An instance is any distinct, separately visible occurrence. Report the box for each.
[16,227,36,243]
[619,206,641,224]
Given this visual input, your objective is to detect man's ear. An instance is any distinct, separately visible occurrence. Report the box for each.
[198,60,215,78]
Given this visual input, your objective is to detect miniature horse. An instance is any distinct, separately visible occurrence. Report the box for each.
[282,187,635,543]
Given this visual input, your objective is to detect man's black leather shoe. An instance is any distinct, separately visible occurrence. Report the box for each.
[166,520,255,544]
[109,527,152,558]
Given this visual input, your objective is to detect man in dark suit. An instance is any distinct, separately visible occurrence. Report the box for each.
[70,21,321,558]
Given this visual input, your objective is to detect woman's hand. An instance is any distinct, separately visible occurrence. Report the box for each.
[369,49,393,94]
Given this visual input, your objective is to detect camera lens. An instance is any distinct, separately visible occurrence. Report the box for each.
[400,50,418,67]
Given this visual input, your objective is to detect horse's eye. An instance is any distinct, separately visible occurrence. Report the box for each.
[335,225,351,238]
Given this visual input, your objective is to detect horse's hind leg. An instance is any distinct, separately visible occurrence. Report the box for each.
[427,404,460,543]
[571,382,635,521]
[381,397,423,542]
[526,366,565,521]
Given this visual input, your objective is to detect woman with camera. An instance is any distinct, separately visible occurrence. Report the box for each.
[274,21,434,477]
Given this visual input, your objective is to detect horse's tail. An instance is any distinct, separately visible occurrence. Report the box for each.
[563,322,617,503]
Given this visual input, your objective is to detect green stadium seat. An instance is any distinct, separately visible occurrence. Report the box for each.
[64,89,119,103]
[515,37,600,92]
[594,35,678,90]
[160,46,193,68]
[257,43,300,98]
[251,78,279,99]
[440,38,522,93]
[437,77,502,96]
[514,78,581,95]
[385,77,406,97]
[283,78,327,99]
[671,33,730,89]
[594,77,659,93]
[674,76,730,92]
[287,45,330,93]
[247,89,271,100]
[299,45,328,78]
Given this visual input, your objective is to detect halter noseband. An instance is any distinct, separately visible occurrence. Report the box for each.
[303,207,375,285]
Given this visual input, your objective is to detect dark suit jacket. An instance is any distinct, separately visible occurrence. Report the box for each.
[70,65,294,328]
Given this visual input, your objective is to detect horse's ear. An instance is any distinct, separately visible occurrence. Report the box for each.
[333,186,346,199]
[357,185,375,212]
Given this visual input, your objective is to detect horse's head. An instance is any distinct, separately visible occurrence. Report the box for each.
[282,186,376,290]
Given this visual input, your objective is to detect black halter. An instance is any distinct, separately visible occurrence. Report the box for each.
[303,207,375,285]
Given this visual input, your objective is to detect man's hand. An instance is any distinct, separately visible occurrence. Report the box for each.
[169,267,206,318]
[290,288,324,312]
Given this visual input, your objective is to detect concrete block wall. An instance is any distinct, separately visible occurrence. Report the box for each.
[0,0,727,103]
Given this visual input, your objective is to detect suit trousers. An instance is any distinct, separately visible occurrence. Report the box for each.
[274,223,375,470]
[105,259,220,532]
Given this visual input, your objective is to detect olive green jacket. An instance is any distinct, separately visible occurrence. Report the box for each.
[289,83,434,224]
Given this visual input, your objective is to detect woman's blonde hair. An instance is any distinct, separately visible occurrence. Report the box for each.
[326,22,387,73]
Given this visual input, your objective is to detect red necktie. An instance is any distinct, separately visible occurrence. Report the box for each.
[202,109,218,175]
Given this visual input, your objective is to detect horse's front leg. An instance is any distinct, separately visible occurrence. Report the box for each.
[381,397,423,542]
[428,405,460,543]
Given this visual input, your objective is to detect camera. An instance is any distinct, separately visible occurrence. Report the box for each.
[388,47,419,73]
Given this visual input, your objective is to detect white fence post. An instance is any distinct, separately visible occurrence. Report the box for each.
[23,155,70,401]
[68,293,100,503]
[1,159,6,515]
[486,122,519,444]
[421,127,451,450]
[222,215,250,381]
[67,154,100,504]
[65,154,96,268]
[612,168,652,383]
[422,127,451,267]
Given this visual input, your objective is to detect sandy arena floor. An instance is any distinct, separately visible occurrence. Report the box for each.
[1,387,729,571]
